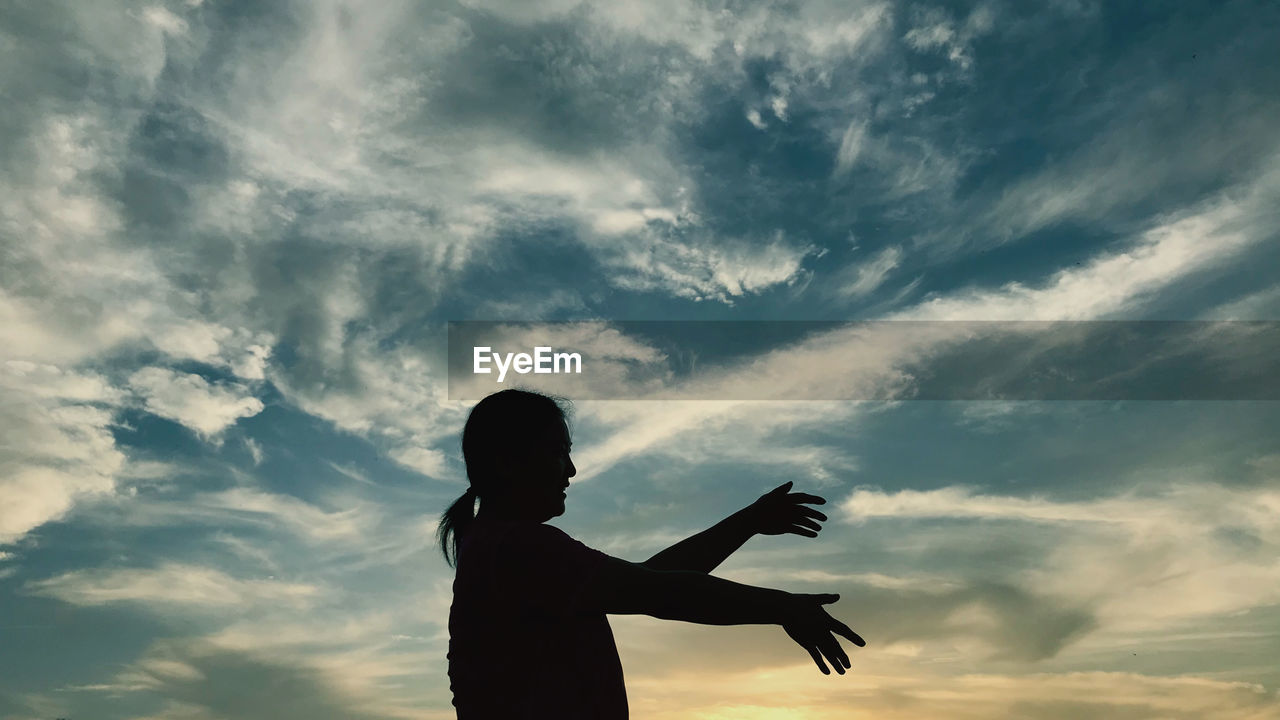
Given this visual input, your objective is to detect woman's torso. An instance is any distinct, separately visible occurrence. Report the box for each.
[447,517,628,719]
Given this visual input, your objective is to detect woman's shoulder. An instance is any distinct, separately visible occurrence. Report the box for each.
[499,519,576,548]
[462,518,576,558]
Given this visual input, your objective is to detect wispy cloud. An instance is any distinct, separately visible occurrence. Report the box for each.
[24,563,319,609]
[840,482,1280,631]
[626,666,1279,720]
[904,170,1279,320]
[86,485,380,547]
[836,245,902,298]
[902,3,995,73]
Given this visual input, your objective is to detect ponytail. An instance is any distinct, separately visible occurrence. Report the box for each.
[437,487,477,568]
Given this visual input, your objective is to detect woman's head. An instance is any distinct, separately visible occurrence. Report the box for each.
[438,389,576,566]
[462,389,573,494]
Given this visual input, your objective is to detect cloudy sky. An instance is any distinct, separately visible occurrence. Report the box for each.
[2,0,1279,718]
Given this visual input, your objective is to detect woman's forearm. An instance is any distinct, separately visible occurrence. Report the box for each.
[581,555,862,675]
[587,547,798,626]
[642,508,756,573]
[629,566,794,625]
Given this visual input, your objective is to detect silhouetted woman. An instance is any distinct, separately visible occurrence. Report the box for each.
[441,389,864,719]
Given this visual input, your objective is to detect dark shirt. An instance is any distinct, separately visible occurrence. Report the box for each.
[448,516,628,719]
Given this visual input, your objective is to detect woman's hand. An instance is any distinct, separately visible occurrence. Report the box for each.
[745,481,828,537]
[783,593,866,675]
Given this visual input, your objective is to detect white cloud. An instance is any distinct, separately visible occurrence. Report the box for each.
[0,116,161,366]
[1,361,123,403]
[800,2,890,56]
[476,147,669,218]
[0,363,126,543]
[574,399,865,484]
[76,0,875,478]
[902,185,1270,320]
[204,488,373,542]
[844,485,1158,524]
[0,1,904,524]
[24,563,319,609]
[769,94,789,121]
[164,0,891,309]
[140,6,189,36]
[837,245,901,297]
[243,437,264,465]
[0,460,118,545]
[98,621,447,720]
[388,446,447,478]
[625,665,1278,720]
[149,323,274,381]
[128,367,264,437]
[1204,284,1280,320]
[470,0,890,68]
[607,232,817,303]
[841,483,1280,632]
[963,116,1280,251]
[560,165,1279,480]
[86,486,378,547]
[902,4,995,73]
[904,20,957,51]
[834,118,868,176]
[711,237,815,298]
[0,111,277,386]
[269,342,461,480]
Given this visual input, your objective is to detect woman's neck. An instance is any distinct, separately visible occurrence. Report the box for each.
[475,500,542,523]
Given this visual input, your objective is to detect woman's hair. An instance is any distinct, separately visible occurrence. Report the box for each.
[437,389,570,567]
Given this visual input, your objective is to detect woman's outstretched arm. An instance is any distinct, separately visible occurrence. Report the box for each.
[642,482,829,573]
[581,555,865,674]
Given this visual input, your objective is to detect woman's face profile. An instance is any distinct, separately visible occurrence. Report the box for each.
[496,419,576,521]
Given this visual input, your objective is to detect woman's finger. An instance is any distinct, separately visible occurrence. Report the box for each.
[819,632,849,671]
[818,636,847,674]
[829,617,866,647]
[804,644,830,675]
[788,524,819,537]
[790,516,823,532]
[829,632,849,666]
[796,506,828,522]
[769,481,794,496]
[788,492,826,505]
